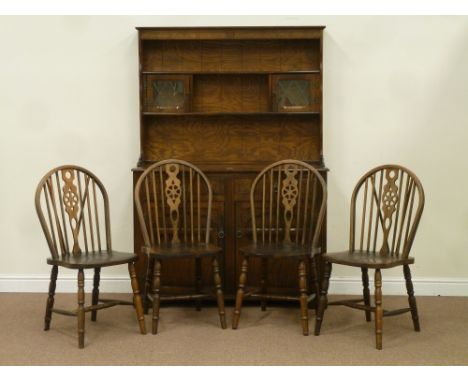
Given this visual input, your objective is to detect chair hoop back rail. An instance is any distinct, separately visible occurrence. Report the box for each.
[35,165,146,348]
[250,159,327,249]
[314,164,425,350]
[233,159,327,336]
[134,159,213,249]
[35,165,111,258]
[134,159,226,334]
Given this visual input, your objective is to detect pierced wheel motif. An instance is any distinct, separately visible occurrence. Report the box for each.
[164,164,182,243]
[61,169,82,254]
[281,165,299,243]
[380,169,399,255]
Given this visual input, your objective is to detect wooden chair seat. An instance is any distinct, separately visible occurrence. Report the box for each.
[46,251,138,269]
[323,251,415,269]
[144,243,221,258]
[240,243,319,258]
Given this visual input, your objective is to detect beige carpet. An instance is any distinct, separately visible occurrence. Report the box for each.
[0,293,467,365]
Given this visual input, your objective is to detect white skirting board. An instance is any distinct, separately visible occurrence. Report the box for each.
[1,274,468,296]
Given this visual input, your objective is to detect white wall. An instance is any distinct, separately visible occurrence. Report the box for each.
[1,16,468,294]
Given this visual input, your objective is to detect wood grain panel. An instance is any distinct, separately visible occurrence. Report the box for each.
[143,40,320,72]
[162,41,202,72]
[142,115,321,163]
[192,75,269,112]
[281,40,320,71]
[141,41,163,71]
[201,41,223,72]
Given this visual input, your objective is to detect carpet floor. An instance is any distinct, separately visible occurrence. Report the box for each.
[0,293,467,365]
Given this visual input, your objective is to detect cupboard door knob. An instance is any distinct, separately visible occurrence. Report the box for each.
[236,230,243,239]
[218,230,225,239]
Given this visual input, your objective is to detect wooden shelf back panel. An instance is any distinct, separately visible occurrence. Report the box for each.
[141,40,320,73]
[141,115,321,163]
[192,74,269,113]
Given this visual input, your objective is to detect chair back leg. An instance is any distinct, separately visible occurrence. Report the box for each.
[44,265,58,331]
[314,261,332,335]
[403,265,420,331]
[361,267,371,322]
[91,267,101,322]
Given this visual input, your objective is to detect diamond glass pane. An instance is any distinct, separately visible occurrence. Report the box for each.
[153,80,185,110]
[276,79,311,110]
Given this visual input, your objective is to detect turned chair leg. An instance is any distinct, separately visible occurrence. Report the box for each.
[310,255,320,312]
[144,258,155,315]
[152,260,162,334]
[212,257,227,329]
[404,265,420,331]
[91,267,101,322]
[195,257,202,311]
[298,260,309,336]
[232,257,248,329]
[260,258,267,311]
[44,265,58,331]
[361,267,371,322]
[77,269,85,349]
[374,268,383,350]
[129,262,147,335]
[314,261,332,336]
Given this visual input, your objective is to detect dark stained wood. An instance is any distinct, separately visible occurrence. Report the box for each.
[322,251,415,268]
[314,164,425,349]
[134,159,226,333]
[35,165,147,348]
[134,26,326,299]
[46,251,138,269]
[232,160,327,335]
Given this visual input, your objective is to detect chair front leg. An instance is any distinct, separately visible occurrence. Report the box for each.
[129,262,147,335]
[144,257,155,314]
[403,265,420,331]
[260,258,268,311]
[77,269,85,349]
[212,257,227,329]
[310,255,320,311]
[298,259,309,336]
[91,267,101,322]
[314,261,332,336]
[361,267,371,322]
[374,268,383,350]
[195,257,202,311]
[44,265,58,331]
[232,257,248,329]
[152,260,162,334]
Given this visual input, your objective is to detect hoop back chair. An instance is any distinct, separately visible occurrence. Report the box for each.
[134,159,226,334]
[314,164,425,349]
[35,165,146,348]
[232,160,327,335]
